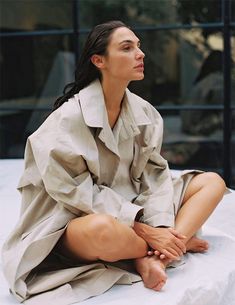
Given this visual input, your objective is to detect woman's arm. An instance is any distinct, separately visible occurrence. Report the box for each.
[133,221,186,260]
[24,136,142,228]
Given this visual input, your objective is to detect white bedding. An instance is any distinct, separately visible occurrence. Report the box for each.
[0,159,235,305]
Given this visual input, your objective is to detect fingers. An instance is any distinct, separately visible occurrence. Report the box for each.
[153,251,166,260]
[160,248,181,260]
[165,241,185,257]
[148,250,160,256]
[174,237,187,254]
[151,248,182,260]
[168,228,187,254]
[168,228,186,239]
[150,242,185,259]
[145,227,187,260]
[149,249,172,260]
[154,246,183,260]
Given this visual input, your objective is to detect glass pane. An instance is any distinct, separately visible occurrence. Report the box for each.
[232,0,235,21]
[0,34,74,102]
[232,110,235,188]
[175,0,222,24]
[0,34,74,158]
[161,111,223,172]
[128,29,224,106]
[232,30,235,105]
[0,0,73,32]
[78,0,222,28]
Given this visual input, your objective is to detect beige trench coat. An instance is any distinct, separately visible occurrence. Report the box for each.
[2,80,196,305]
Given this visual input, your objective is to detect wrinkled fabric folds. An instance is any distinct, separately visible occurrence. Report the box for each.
[2,80,197,305]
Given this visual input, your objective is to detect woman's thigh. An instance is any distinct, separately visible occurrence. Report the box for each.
[56,214,147,263]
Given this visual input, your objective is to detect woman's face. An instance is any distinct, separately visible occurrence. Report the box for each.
[101,27,145,83]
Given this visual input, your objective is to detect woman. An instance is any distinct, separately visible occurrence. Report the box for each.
[2,20,226,305]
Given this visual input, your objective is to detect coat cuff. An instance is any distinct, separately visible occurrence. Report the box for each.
[143,212,175,228]
[118,203,144,227]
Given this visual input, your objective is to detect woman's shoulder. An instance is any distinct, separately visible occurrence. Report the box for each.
[126,89,162,122]
[54,95,82,119]
[30,95,85,141]
[45,95,82,126]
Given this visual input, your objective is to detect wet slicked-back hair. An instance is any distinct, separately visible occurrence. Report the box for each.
[53,20,127,110]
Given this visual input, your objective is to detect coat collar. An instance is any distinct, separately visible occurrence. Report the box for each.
[77,79,151,130]
[77,79,105,128]
[77,79,151,155]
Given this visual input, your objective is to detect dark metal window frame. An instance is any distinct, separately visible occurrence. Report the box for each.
[0,0,234,186]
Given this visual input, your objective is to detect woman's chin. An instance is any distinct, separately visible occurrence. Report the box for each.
[133,74,145,81]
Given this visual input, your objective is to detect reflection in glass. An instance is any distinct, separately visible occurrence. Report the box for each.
[78,0,222,28]
[0,34,74,102]
[232,110,235,188]
[232,0,235,21]
[176,0,222,24]
[161,111,223,172]
[181,50,223,136]
[0,34,74,158]
[232,30,235,105]
[0,0,73,32]
[0,0,232,172]
[128,29,224,106]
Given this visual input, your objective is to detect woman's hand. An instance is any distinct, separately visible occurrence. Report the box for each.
[134,222,186,260]
[146,227,187,260]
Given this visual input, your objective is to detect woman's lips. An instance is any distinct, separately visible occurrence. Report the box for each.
[134,63,144,70]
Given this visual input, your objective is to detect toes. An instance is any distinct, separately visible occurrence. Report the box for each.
[187,237,210,253]
[144,272,167,291]
[153,280,166,291]
[145,280,165,291]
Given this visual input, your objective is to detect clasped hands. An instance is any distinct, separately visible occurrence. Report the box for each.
[134,222,186,261]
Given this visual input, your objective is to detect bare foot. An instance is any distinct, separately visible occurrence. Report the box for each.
[135,255,168,291]
[186,236,209,253]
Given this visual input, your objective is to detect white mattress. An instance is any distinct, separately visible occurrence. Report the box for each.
[0,159,235,305]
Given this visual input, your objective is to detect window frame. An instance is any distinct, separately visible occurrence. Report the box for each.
[0,0,234,187]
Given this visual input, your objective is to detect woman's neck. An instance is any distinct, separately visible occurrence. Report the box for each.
[101,78,129,128]
[101,78,128,110]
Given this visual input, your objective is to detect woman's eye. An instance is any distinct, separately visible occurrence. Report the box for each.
[123,46,131,51]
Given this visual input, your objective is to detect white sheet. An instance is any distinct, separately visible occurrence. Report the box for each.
[0,159,235,305]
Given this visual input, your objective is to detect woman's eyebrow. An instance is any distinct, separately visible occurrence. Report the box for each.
[119,39,140,45]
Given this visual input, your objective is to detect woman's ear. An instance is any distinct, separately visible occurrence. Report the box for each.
[90,54,105,69]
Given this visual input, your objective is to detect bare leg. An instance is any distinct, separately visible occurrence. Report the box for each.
[57,172,225,292]
[57,213,170,290]
[175,172,226,247]
[136,172,226,290]
[57,214,148,262]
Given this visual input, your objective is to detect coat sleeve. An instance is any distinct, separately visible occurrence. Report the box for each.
[131,107,175,228]
[133,150,175,228]
[24,107,142,228]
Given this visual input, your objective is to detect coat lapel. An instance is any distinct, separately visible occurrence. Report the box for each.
[78,80,152,156]
[78,80,119,156]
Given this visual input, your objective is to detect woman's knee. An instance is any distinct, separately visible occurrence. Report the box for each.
[193,172,226,202]
[60,214,121,261]
[200,172,226,192]
[86,214,118,242]
[67,214,119,248]
[184,172,226,203]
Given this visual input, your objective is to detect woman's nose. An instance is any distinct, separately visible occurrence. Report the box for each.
[136,48,145,59]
